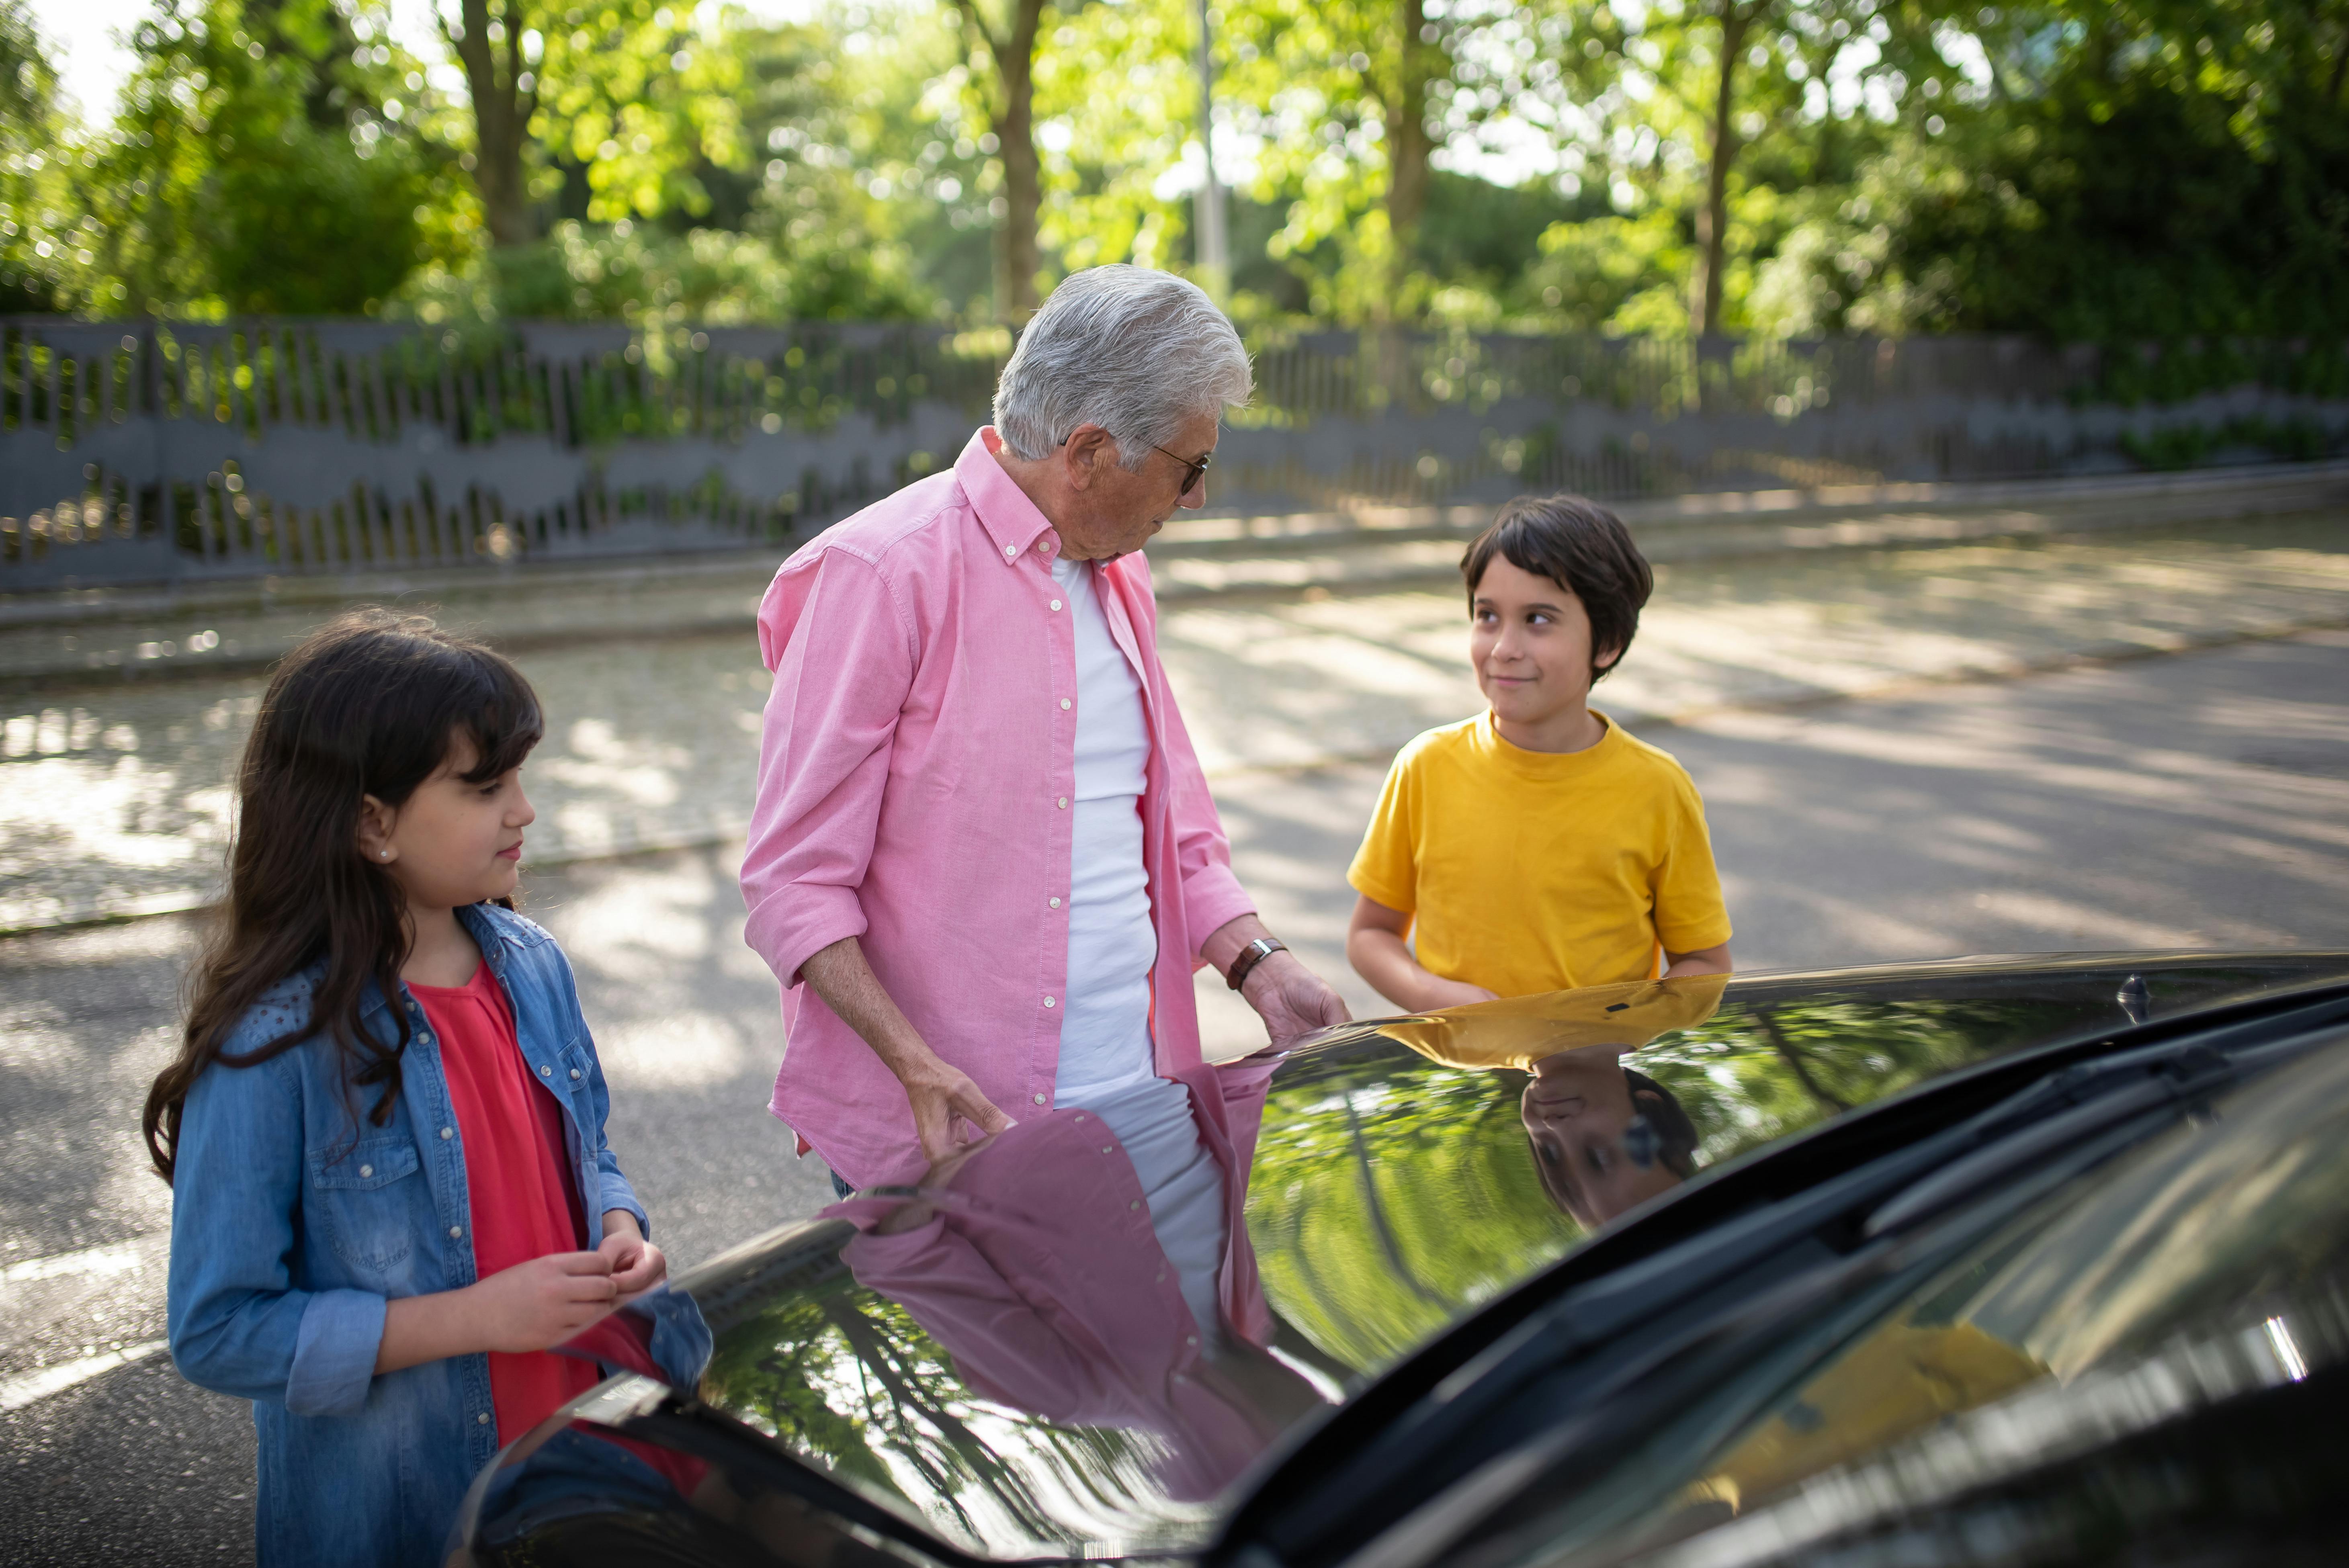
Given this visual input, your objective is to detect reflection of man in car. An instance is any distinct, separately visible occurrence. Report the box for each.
[833,1061,1328,1500]
[1380,974,1726,1226]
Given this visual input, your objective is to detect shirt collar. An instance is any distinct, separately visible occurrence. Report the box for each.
[955,426,1059,565]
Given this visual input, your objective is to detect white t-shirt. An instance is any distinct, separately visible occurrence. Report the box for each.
[1049,554,1158,1101]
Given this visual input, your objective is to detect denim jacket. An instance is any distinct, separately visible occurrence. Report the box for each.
[166,903,649,1568]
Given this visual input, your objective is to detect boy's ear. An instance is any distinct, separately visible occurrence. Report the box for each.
[1593,641,1626,675]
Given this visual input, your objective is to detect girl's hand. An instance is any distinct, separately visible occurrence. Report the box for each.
[469,1251,621,1351]
[599,1211,668,1299]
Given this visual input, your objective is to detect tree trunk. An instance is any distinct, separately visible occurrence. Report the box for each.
[451,0,538,248]
[1382,0,1434,319]
[982,0,1049,320]
[1690,0,1749,336]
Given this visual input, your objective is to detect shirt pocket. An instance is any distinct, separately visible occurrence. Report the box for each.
[307,1135,424,1277]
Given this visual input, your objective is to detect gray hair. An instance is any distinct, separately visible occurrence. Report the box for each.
[993,266,1252,469]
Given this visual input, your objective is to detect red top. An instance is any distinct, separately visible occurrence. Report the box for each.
[412,960,600,1443]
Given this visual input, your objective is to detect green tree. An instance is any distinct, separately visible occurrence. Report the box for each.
[1512,0,1947,336]
[94,0,455,314]
[0,0,85,311]
[1215,0,1483,321]
[1755,0,2349,340]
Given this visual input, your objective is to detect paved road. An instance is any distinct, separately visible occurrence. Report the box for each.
[9,514,2346,930]
[4,633,2348,1562]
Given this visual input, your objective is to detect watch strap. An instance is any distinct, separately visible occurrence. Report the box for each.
[1226,936,1287,991]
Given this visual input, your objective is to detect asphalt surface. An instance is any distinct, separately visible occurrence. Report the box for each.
[3,628,2347,1564]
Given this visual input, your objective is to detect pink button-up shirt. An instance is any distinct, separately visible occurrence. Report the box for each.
[742,428,1259,1187]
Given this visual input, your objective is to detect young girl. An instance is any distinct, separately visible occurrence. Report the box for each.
[145,610,665,1567]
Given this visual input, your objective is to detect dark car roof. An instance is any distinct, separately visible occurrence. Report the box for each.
[509,951,2349,1566]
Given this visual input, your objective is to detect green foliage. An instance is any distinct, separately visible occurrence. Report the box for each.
[17,0,2349,342]
[0,0,95,312]
[409,211,930,326]
[88,0,458,315]
[1747,2,2349,342]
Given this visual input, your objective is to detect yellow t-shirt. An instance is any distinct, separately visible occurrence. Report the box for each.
[1347,710,1732,995]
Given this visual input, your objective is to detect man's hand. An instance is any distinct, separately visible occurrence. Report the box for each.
[1242,950,1352,1044]
[599,1210,668,1300]
[801,936,1017,1166]
[1205,916,1350,1046]
[896,1050,1018,1164]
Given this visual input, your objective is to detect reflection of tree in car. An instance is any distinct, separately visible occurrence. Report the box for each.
[1240,972,2195,1381]
[1375,974,1727,1226]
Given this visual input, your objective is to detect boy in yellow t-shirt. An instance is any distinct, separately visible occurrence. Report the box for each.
[1347,494,1733,1007]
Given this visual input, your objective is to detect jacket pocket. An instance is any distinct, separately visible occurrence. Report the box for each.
[308,1136,424,1274]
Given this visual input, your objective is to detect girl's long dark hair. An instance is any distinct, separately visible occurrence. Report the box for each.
[143,610,543,1183]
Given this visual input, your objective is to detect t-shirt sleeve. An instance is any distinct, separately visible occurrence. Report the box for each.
[1348,745,1422,915]
[1653,770,1733,954]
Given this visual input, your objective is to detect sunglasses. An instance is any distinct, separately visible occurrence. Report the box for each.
[1054,434,1214,494]
[1151,442,1214,495]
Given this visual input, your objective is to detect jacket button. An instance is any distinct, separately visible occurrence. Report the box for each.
[449,1225,464,1239]
[440,1126,454,1140]
[477,1412,491,1425]
[539,1064,552,1077]
[569,1068,582,1080]
[1032,1093,1045,1105]
[1129,1200,1141,1211]
[358,1165,373,1178]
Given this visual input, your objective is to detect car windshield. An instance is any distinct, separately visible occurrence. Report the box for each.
[514,955,2339,1564]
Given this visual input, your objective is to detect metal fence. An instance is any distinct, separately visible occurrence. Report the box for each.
[6,317,2346,588]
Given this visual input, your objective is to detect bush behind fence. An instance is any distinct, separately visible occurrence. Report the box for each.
[5,318,2347,589]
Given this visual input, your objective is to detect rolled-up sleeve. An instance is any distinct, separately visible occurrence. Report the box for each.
[741,548,918,989]
[168,1055,385,1418]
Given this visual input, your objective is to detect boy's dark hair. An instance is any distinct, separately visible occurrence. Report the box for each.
[1461,494,1653,682]
[1623,1069,1702,1178]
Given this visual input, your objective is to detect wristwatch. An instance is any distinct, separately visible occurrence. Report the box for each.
[1226,936,1288,991]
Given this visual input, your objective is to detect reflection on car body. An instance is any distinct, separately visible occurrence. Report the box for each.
[451,951,2349,1568]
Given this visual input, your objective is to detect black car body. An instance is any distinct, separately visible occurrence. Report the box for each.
[453,951,2349,1568]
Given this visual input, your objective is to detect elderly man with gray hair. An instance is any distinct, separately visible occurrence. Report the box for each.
[741,266,1351,1194]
